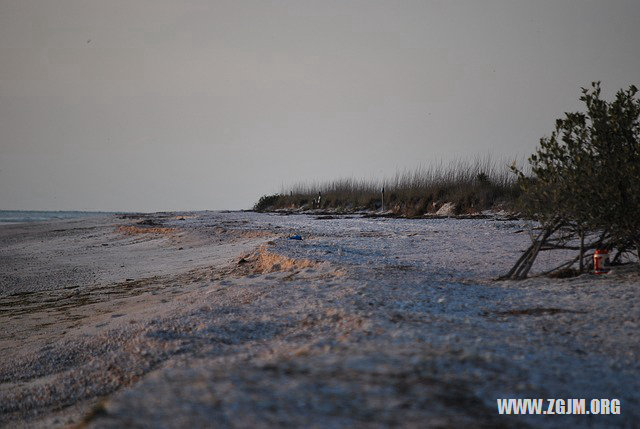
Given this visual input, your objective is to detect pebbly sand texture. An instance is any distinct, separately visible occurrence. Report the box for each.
[0,211,638,428]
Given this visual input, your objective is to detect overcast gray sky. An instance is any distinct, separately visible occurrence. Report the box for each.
[1,0,639,211]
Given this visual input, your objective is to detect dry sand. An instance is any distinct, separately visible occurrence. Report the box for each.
[0,212,638,428]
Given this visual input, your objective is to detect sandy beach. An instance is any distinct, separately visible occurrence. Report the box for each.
[1,211,638,428]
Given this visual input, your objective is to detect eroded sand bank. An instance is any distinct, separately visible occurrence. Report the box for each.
[1,212,638,428]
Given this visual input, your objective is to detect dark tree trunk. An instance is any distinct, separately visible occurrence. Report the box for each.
[579,231,585,273]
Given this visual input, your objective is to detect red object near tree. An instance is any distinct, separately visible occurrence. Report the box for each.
[593,249,609,274]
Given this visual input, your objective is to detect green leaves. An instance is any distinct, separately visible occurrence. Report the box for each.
[514,83,640,252]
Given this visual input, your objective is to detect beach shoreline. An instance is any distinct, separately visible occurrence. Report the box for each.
[1,212,638,427]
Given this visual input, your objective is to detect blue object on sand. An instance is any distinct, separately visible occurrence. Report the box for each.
[289,235,303,240]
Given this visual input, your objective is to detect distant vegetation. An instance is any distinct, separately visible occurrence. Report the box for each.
[254,157,521,217]
[505,82,640,279]
[253,82,640,278]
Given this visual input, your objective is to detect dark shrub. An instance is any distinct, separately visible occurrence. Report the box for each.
[253,194,281,212]
[506,82,640,278]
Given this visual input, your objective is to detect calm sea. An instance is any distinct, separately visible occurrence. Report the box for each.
[0,210,114,224]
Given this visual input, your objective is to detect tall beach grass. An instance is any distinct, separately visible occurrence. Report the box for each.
[255,156,523,217]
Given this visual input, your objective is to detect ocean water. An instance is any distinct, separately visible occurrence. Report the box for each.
[0,210,114,224]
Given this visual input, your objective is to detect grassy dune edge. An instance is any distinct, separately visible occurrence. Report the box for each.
[254,158,521,217]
